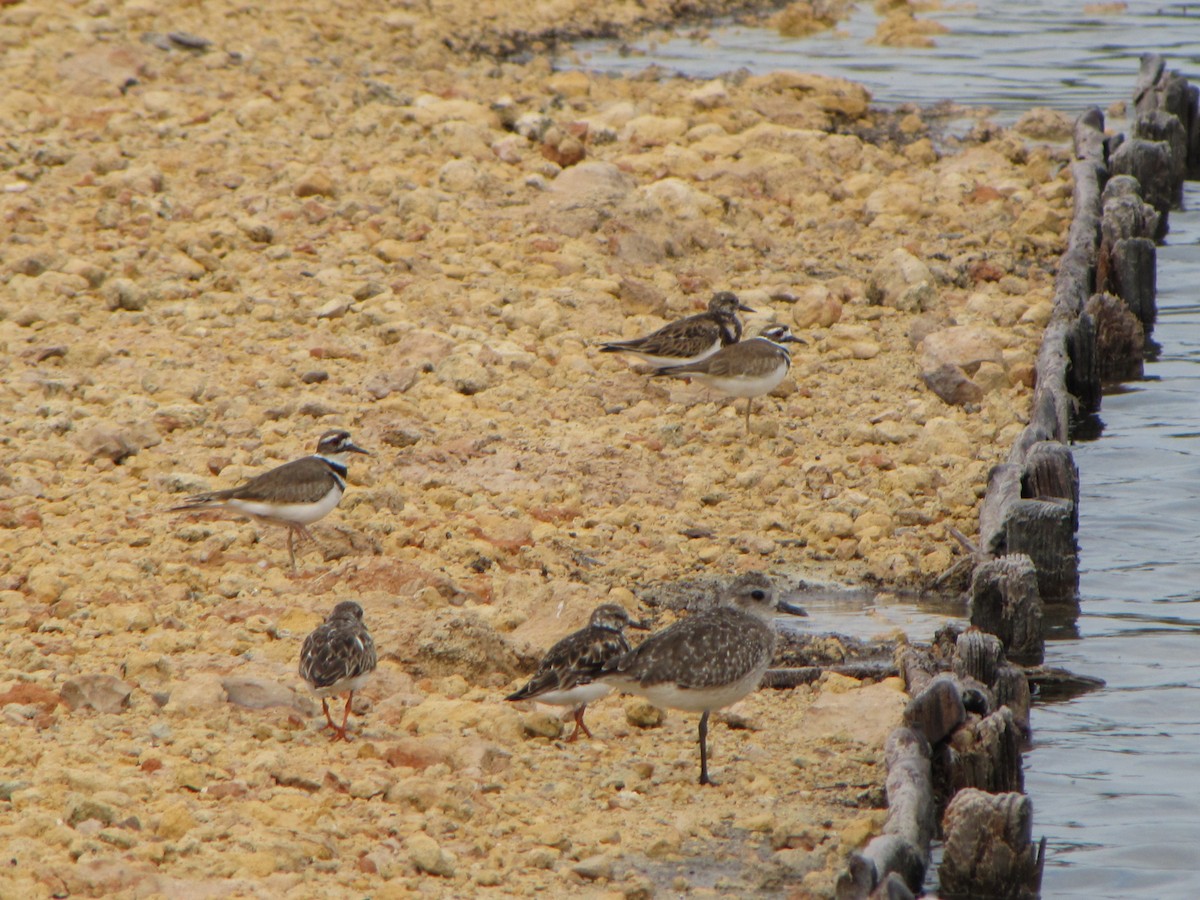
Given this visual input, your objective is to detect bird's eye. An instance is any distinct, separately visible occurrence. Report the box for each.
[751,590,765,600]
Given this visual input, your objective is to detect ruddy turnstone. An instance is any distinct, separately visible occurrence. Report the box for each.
[506,603,648,741]
[170,429,369,570]
[298,600,378,742]
[652,323,804,433]
[599,573,806,785]
[599,291,755,368]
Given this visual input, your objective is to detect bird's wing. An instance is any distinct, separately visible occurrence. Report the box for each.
[507,626,632,700]
[299,624,378,689]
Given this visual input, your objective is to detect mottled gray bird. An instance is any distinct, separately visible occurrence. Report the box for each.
[171,429,369,570]
[299,601,378,742]
[599,573,807,785]
[599,291,755,367]
[652,323,805,433]
[506,604,648,741]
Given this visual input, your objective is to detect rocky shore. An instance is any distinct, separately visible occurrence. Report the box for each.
[0,0,1073,896]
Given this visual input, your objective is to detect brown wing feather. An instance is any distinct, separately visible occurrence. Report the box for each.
[657,340,788,379]
[602,313,724,357]
[603,610,773,689]
[299,622,377,689]
[178,457,341,507]
[507,625,632,700]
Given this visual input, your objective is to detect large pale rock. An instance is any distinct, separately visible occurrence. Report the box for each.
[866,248,935,311]
[919,325,1004,373]
[549,161,634,206]
[222,676,303,710]
[60,675,132,714]
[164,674,228,713]
[77,421,162,462]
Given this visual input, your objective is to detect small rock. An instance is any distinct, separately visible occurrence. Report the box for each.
[67,798,117,828]
[364,368,418,400]
[294,170,335,198]
[572,854,614,881]
[688,80,728,110]
[520,711,563,740]
[407,833,455,877]
[237,218,274,243]
[790,285,842,328]
[436,353,492,395]
[301,370,329,384]
[866,247,935,311]
[922,364,984,407]
[104,278,146,311]
[623,698,664,728]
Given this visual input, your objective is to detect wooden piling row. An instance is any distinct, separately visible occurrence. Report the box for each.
[839,56,1199,899]
[974,53,1199,647]
[836,629,1034,898]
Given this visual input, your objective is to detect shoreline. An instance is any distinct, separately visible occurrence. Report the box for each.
[0,0,1072,896]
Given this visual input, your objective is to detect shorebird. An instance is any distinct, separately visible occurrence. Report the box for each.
[170,429,369,570]
[298,601,378,742]
[506,604,648,741]
[651,323,804,433]
[599,573,807,785]
[599,291,755,368]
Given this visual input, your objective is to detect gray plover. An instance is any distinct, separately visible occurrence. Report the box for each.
[298,601,378,742]
[599,291,755,368]
[171,429,369,570]
[651,323,804,433]
[506,603,648,741]
[599,573,806,785]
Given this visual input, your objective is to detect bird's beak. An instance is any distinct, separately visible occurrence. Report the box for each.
[777,599,808,617]
[737,302,756,313]
[346,442,371,455]
[783,334,807,345]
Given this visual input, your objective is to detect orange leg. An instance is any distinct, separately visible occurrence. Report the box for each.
[319,698,338,733]
[565,705,592,742]
[329,690,354,742]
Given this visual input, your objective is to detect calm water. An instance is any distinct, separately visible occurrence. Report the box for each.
[569,4,1200,897]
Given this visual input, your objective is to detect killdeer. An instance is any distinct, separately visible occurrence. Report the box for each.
[599,291,755,367]
[652,323,804,433]
[599,573,806,785]
[299,601,378,742]
[171,429,369,570]
[505,604,649,742]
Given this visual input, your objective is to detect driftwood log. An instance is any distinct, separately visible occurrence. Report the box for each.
[835,727,933,899]
[939,789,1044,900]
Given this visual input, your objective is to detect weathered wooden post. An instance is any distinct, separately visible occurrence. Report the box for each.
[1003,500,1078,604]
[968,558,1044,666]
[939,789,1044,900]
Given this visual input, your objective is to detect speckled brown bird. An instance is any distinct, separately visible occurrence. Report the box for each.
[599,291,755,367]
[506,604,648,741]
[170,429,369,570]
[599,573,807,785]
[298,601,378,742]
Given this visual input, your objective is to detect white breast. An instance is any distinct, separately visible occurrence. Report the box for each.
[227,485,344,526]
[695,365,788,399]
[610,662,769,713]
[533,682,613,708]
